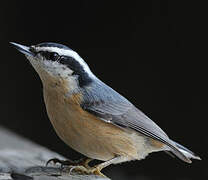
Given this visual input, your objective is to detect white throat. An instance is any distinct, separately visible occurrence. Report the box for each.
[26,55,80,95]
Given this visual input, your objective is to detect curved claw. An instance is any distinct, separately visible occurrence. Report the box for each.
[46,157,93,168]
[69,165,88,174]
[90,167,106,177]
[68,165,106,177]
[46,158,74,167]
[46,158,59,167]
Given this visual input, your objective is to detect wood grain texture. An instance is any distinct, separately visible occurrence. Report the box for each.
[0,127,110,180]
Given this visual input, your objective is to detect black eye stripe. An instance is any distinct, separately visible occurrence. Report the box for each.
[38,51,60,61]
[59,56,83,72]
[59,56,92,87]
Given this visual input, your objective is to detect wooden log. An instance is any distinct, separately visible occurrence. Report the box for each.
[0,127,110,180]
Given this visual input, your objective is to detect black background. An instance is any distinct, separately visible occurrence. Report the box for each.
[0,1,207,179]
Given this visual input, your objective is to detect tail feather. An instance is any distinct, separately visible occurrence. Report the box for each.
[175,142,201,160]
[170,141,201,163]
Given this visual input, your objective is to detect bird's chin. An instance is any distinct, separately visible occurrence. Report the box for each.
[25,56,44,75]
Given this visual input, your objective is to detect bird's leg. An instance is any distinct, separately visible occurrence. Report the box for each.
[69,156,128,177]
[46,157,93,168]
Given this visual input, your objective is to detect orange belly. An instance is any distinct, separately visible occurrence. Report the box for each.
[43,86,139,161]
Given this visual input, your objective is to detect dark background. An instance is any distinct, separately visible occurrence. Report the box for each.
[0,1,206,179]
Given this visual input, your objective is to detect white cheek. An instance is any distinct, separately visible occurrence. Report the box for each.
[26,56,79,93]
[28,57,72,77]
[26,56,43,73]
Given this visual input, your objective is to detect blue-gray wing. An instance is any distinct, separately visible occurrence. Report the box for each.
[80,79,188,162]
[82,91,169,143]
[81,79,169,142]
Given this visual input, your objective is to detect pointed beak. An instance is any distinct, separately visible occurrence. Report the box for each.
[10,42,35,57]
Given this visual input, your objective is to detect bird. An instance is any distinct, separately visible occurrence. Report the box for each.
[11,42,201,176]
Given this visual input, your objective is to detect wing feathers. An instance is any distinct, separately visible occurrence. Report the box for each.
[80,79,193,163]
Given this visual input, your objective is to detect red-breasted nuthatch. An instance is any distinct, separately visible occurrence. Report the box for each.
[11,42,201,176]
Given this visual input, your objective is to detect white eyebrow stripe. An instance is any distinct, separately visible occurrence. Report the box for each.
[35,46,95,78]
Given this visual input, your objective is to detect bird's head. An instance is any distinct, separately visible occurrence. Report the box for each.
[11,42,95,92]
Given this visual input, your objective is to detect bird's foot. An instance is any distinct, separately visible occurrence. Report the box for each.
[46,157,92,168]
[68,165,106,177]
[46,158,73,167]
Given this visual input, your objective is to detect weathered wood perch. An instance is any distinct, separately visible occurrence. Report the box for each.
[0,127,110,180]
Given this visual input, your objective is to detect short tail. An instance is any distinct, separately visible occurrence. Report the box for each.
[169,141,201,163]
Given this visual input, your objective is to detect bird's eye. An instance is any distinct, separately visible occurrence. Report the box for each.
[50,52,60,61]
[38,51,60,61]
